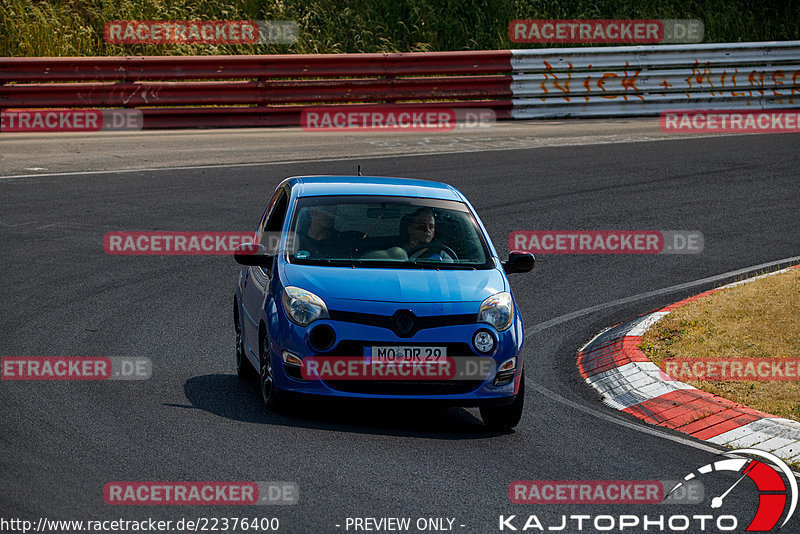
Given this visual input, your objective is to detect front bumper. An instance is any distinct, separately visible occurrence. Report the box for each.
[267,311,524,403]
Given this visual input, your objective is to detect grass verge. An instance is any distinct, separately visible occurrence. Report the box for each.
[1,0,799,56]
[640,267,800,424]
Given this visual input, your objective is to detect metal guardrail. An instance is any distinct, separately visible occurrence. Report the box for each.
[0,52,514,127]
[0,77,513,107]
[0,51,513,81]
[1,42,798,128]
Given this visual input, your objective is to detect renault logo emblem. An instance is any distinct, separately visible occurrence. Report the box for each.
[392,310,416,337]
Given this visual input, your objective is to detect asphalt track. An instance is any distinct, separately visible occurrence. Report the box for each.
[1,126,799,533]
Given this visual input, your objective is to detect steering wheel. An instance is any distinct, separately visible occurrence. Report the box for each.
[407,243,458,261]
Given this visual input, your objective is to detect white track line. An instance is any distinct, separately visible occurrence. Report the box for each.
[529,256,800,335]
[530,381,723,455]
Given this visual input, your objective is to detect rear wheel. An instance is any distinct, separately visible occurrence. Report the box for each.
[480,371,524,431]
[259,330,284,410]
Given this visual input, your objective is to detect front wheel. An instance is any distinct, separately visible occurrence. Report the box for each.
[235,311,255,380]
[480,371,524,431]
[259,332,284,410]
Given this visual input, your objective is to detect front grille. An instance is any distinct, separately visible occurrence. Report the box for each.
[328,309,476,338]
[318,341,485,395]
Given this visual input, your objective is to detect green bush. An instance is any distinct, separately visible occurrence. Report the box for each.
[1,0,797,56]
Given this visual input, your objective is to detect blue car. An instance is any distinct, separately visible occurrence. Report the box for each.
[233,176,534,429]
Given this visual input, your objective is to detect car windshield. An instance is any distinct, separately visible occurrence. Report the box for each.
[287,195,493,269]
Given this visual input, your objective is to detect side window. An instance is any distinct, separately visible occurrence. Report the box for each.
[255,189,281,240]
[260,192,289,253]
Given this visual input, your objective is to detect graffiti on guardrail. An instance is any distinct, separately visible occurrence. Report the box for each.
[512,61,800,103]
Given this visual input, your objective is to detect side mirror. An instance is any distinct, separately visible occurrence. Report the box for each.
[502,251,535,274]
[234,242,273,267]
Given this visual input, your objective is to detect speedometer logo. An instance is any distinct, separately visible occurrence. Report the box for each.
[667,449,798,531]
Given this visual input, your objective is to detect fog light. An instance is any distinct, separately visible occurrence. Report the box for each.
[282,351,302,366]
[472,329,496,354]
[494,357,517,386]
[498,357,516,372]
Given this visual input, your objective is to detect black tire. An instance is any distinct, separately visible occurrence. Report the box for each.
[259,330,284,410]
[234,303,256,380]
[480,371,525,431]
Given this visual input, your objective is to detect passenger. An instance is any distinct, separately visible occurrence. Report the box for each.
[296,205,344,259]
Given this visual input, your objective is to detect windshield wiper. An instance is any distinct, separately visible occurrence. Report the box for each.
[292,258,356,268]
[408,259,478,270]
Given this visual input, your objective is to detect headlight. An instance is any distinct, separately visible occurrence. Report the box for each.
[477,292,514,331]
[282,287,329,326]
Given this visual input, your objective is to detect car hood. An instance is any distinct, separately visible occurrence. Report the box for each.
[282,263,506,303]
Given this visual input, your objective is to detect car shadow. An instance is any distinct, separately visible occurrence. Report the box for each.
[178,373,512,439]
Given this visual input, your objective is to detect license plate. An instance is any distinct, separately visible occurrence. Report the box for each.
[365,346,447,363]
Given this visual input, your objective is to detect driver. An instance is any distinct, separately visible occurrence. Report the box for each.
[387,208,454,262]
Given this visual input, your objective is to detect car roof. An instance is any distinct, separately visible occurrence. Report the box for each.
[288,175,463,201]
